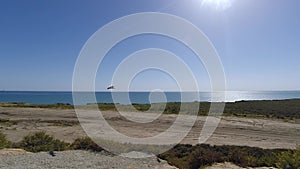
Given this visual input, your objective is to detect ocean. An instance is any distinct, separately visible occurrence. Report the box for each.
[0,91,300,105]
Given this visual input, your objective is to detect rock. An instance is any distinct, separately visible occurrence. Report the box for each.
[0,150,178,169]
[0,148,30,156]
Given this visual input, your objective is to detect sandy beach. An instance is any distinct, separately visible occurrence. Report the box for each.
[0,107,299,149]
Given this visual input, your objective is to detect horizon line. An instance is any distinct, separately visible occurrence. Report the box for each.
[1,90,300,92]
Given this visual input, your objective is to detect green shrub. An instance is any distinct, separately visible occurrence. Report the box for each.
[0,132,11,149]
[19,132,69,152]
[276,146,300,169]
[158,144,288,169]
[188,147,225,169]
[71,137,103,152]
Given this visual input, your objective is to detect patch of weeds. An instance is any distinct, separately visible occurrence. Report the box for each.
[276,146,300,169]
[0,131,11,149]
[0,118,18,127]
[18,132,70,152]
[71,137,104,152]
[44,120,79,127]
[158,144,288,169]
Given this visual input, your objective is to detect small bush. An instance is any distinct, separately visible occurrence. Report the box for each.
[158,144,288,169]
[0,132,11,149]
[71,137,103,152]
[19,132,69,152]
[276,146,300,169]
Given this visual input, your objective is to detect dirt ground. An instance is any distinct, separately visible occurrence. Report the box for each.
[0,107,299,149]
[206,162,276,169]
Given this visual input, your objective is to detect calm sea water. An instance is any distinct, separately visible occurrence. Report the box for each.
[0,91,300,105]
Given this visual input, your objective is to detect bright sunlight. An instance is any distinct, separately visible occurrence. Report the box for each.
[201,0,233,10]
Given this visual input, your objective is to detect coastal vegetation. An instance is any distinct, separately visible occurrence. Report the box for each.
[0,132,11,149]
[71,137,104,152]
[0,102,74,109]
[0,131,300,168]
[17,132,69,153]
[276,146,300,169]
[1,99,299,119]
[100,99,300,119]
[0,131,103,153]
[0,99,299,168]
[1,99,300,119]
[158,144,290,169]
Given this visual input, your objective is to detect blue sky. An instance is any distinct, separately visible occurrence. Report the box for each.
[0,0,299,91]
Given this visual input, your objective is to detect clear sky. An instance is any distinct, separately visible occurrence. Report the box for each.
[0,0,299,91]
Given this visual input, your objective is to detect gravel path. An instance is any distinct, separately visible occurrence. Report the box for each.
[0,150,177,169]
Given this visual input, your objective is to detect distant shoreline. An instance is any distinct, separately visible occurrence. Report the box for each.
[1,98,300,104]
[1,99,300,119]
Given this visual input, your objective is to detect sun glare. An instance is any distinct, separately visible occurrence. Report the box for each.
[201,0,232,11]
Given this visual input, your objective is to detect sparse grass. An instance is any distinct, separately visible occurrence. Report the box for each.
[44,120,79,127]
[96,103,117,111]
[0,131,11,149]
[0,118,18,127]
[71,137,104,152]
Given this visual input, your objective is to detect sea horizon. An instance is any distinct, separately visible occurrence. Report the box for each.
[1,89,300,93]
[1,90,300,105]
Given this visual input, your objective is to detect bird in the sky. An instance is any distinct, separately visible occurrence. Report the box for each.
[107,85,115,90]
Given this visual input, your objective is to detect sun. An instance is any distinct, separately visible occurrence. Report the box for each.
[201,0,233,11]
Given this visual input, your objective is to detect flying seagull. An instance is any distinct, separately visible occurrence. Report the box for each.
[107,85,115,90]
